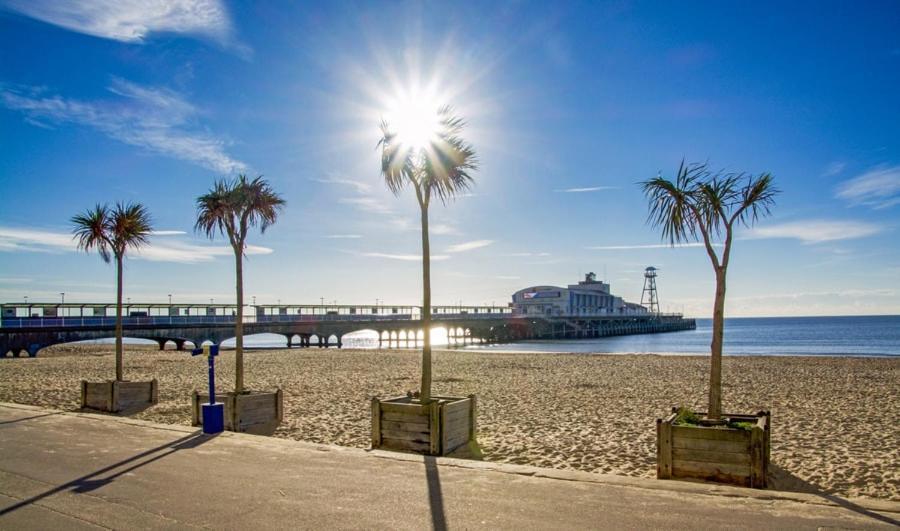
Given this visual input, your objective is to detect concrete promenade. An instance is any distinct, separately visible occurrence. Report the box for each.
[0,403,897,530]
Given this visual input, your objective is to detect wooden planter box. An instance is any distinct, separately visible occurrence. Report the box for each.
[371,394,476,456]
[81,380,159,413]
[657,410,771,488]
[192,390,283,435]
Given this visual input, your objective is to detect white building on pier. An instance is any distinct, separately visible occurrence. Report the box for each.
[511,272,649,316]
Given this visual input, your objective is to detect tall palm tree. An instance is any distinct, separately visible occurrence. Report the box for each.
[379,106,478,402]
[641,161,778,419]
[72,202,153,382]
[196,174,285,394]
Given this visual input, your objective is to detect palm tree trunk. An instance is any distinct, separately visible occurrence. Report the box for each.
[115,254,124,382]
[708,267,726,419]
[234,247,244,394]
[419,202,432,403]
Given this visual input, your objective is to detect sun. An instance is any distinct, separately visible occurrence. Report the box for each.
[384,88,442,150]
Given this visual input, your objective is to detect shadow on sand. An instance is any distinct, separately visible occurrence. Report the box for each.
[0,430,216,516]
[768,463,898,527]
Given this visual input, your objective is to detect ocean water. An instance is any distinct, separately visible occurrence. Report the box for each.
[106,315,900,357]
[463,315,900,357]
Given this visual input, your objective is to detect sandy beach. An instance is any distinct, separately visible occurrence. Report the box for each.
[0,345,897,502]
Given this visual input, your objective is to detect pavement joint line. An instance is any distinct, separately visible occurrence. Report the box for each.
[3,402,899,517]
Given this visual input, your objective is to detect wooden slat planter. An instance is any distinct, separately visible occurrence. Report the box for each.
[192,389,283,435]
[371,394,476,456]
[80,380,159,413]
[657,409,770,488]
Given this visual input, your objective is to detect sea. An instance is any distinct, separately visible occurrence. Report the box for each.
[97,315,899,357]
[219,315,899,357]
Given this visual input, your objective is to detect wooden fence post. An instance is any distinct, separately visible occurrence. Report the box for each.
[191,391,200,426]
[150,379,159,404]
[429,400,441,455]
[370,397,381,448]
[750,423,766,488]
[657,417,672,479]
[468,394,477,442]
[110,381,119,413]
[275,389,284,423]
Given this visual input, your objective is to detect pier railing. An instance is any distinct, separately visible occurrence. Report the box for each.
[0,310,686,329]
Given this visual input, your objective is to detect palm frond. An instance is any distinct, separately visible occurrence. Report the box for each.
[195,174,284,251]
[378,106,478,205]
[71,204,112,263]
[642,160,779,247]
[110,202,153,256]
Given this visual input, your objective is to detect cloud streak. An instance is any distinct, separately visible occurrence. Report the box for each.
[445,240,494,253]
[587,242,714,250]
[0,226,272,264]
[2,0,237,46]
[835,166,900,209]
[553,186,617,193]
[746,220,883,244]
[360,252,449,261]
[1,79,246,173]
[337,197,394,215]
[314,177,372,194]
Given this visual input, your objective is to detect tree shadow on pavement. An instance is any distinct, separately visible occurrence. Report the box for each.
[0,430,216,516]
[0,412,60,425]
[768,463,899,527]
[424,456,448,531]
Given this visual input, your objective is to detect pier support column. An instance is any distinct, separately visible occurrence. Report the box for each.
[175,340,185,351]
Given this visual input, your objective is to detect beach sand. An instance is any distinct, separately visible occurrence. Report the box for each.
[0,344,897,501]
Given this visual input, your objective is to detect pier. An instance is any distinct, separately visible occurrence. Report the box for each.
[0,302,695,357]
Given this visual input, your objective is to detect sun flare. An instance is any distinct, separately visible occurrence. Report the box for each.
[384,89,442,150]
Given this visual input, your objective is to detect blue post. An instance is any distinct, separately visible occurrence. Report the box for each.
[192,344,223,434]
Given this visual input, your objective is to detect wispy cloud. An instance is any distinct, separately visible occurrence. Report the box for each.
[445,240,494,253]
[150,230,187,236]
[745,220,883,244]
[430,223,459,236]
[553,186,618,193]
[322,234,362,239]
[0,226,272,263]
[822,161,846,177]
[360,252,449,261]
[0,79,246,173]
[503,252,551,257]
[313,177,372,194]
[586,242,714,250]
[338,197,394,215]
[835,166,900,209]
[135,242,272,263]
[1,0,243,51]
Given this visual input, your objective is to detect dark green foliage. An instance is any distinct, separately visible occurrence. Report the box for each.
[673,406,701,426]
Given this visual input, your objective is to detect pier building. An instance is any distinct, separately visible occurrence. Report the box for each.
[511,272,649,316]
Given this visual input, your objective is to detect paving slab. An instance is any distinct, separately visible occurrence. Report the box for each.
[0,403,897,530]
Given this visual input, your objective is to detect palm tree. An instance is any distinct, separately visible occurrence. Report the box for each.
[196,174,285,394]
[72,202,153,382]
[641,161,778,419]
[379,106,478,402]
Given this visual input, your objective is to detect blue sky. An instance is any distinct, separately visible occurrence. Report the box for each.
[1,1,899,317]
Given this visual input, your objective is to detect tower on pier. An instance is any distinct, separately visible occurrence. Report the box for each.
[641,266,660,314]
